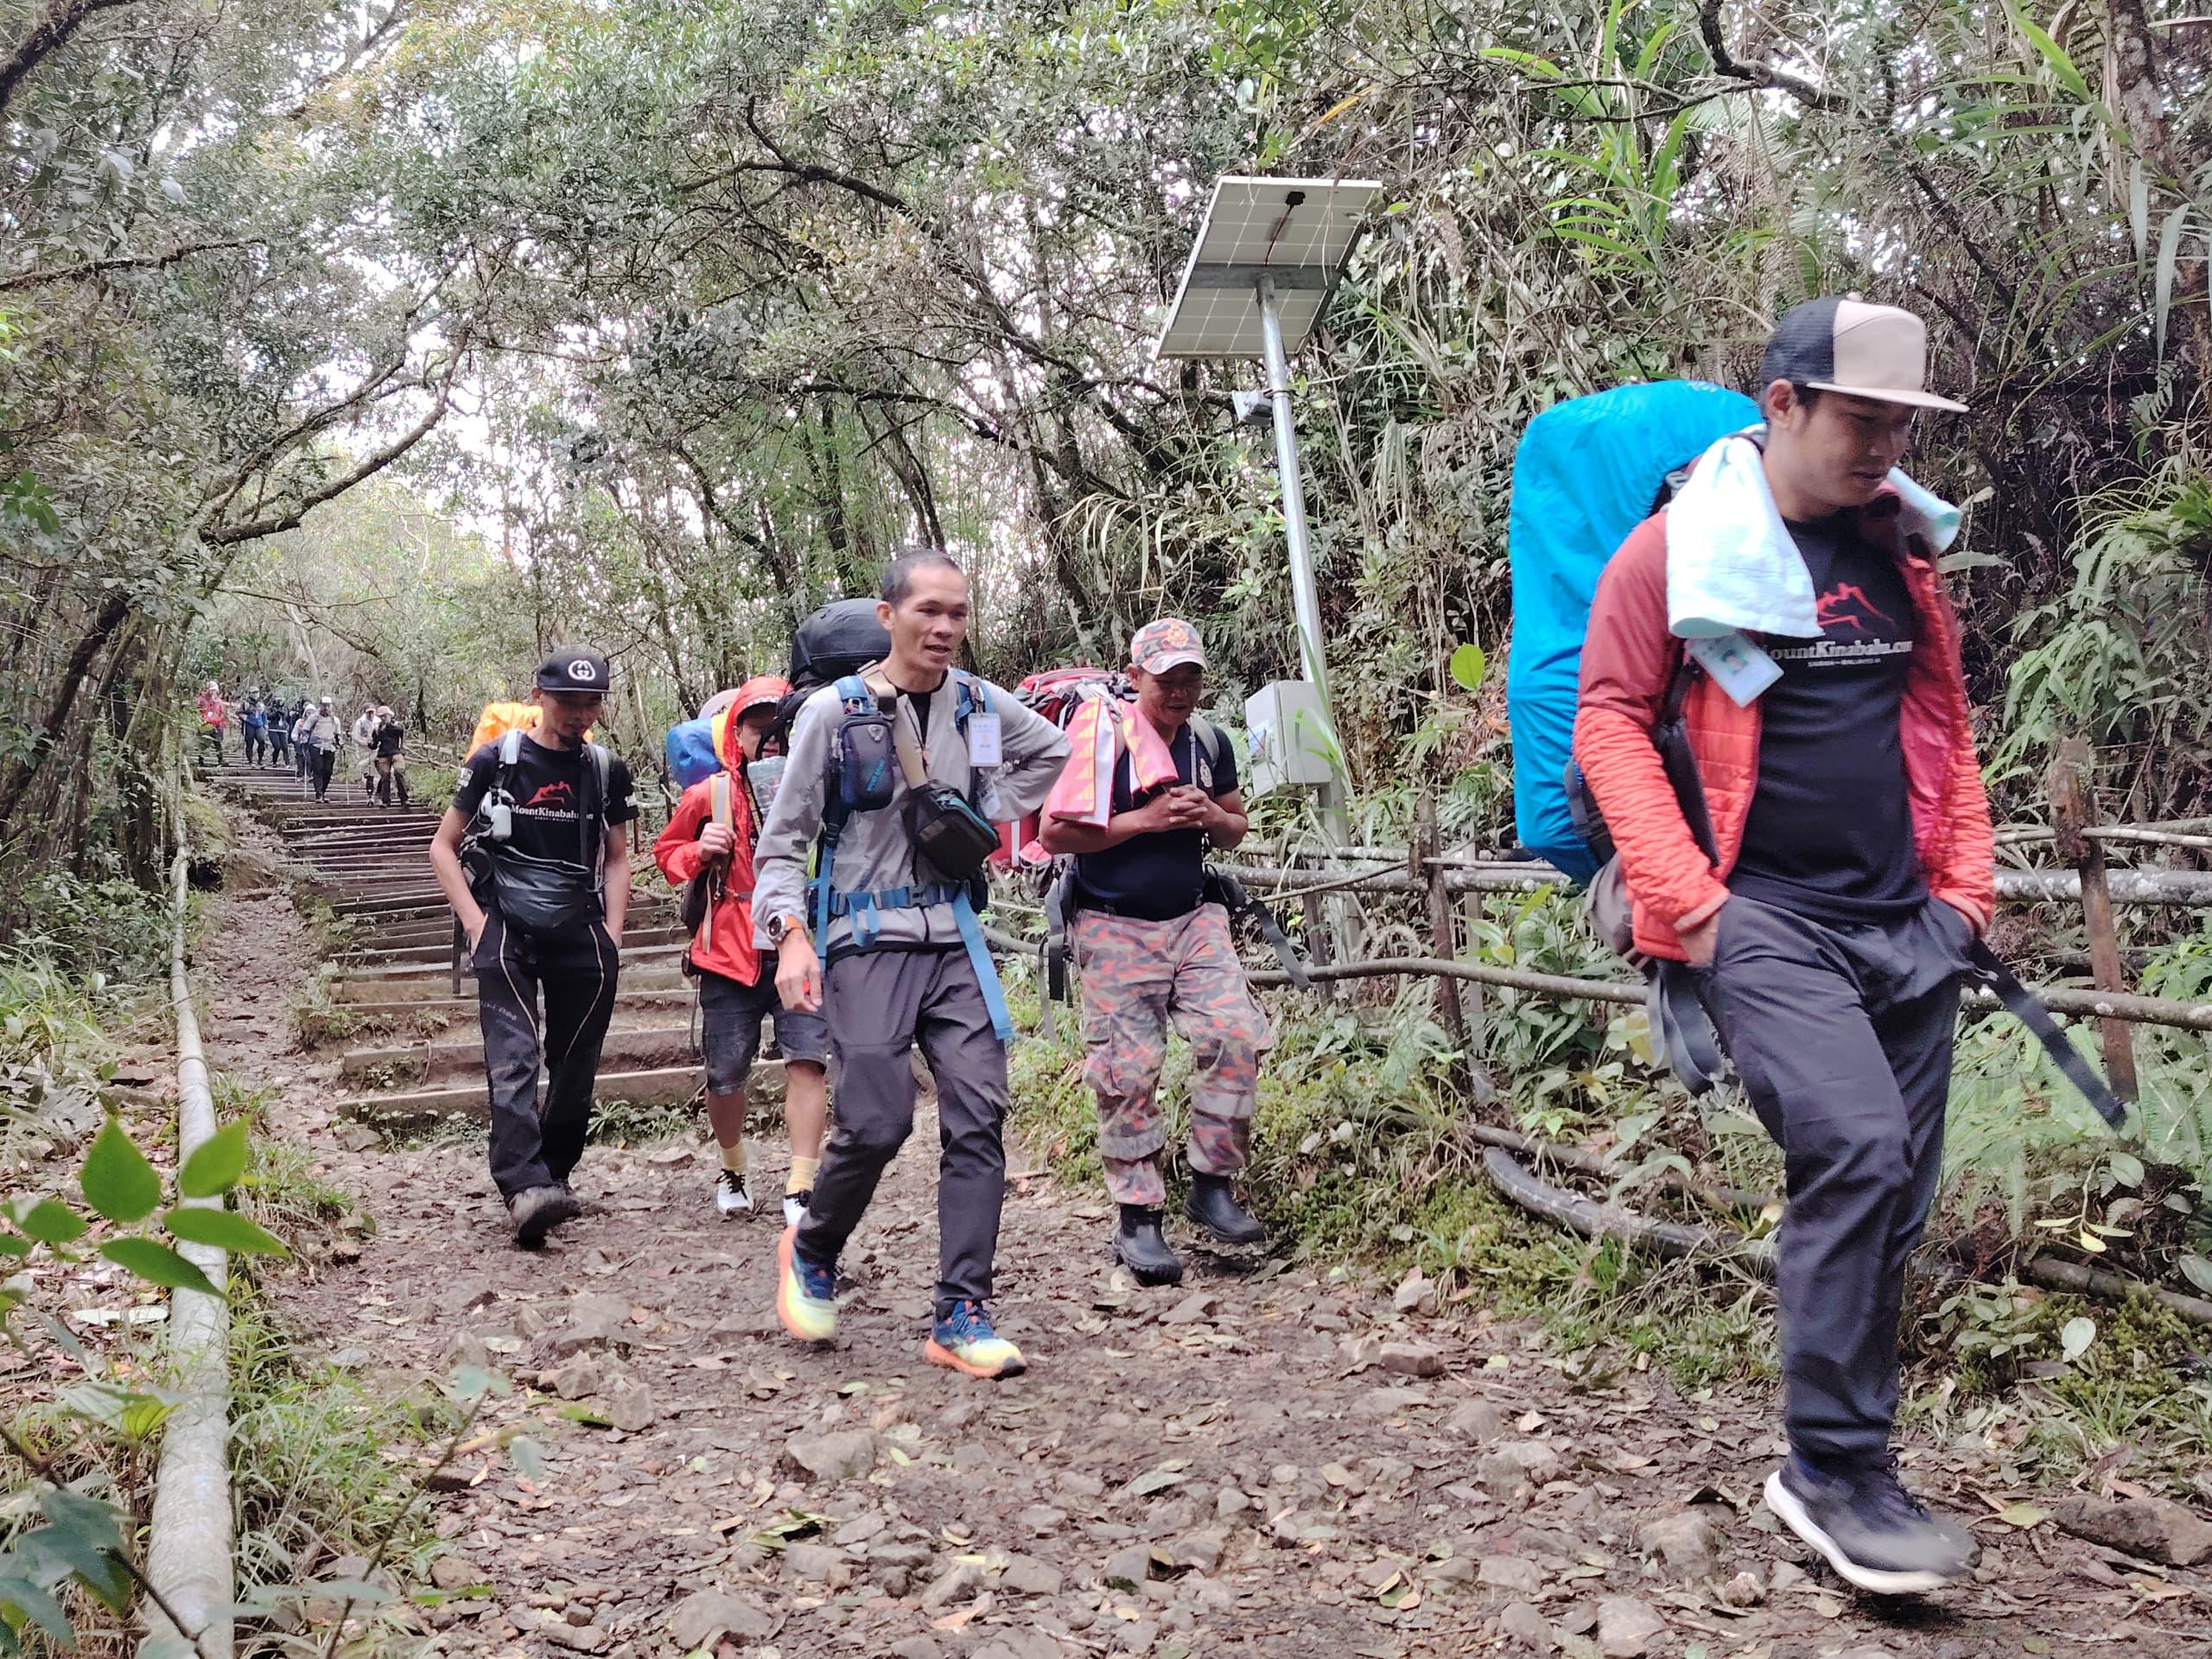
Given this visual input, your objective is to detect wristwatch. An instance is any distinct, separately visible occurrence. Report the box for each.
[765,912,809,947]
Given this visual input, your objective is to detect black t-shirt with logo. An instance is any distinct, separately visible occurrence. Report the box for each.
[1732,514,1926,922]
[1071,721,1237,922]
[452,738,637,887]
[374,722,404,759]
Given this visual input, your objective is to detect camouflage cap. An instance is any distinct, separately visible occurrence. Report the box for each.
[1129,617,1206,674]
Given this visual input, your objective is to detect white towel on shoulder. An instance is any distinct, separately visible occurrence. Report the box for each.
[1663,427,1963,641]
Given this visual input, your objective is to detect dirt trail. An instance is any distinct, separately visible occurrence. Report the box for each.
[187,792,2208,1659]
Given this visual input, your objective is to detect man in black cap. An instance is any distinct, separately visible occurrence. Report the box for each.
[429,649,637,1246]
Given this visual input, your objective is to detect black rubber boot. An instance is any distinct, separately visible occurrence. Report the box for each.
[1113,1205,1184,1286]
[1185,1173,1266,1246]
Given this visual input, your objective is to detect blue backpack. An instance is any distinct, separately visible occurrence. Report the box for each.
[1505,380,1759,880]
[664,718,722,790]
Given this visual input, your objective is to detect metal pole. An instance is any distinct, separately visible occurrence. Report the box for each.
[145,847,232,1659]
[1256,276,1349,849]
[1258,276,1331,714]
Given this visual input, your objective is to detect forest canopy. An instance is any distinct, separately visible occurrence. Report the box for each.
[6,0,2211,903]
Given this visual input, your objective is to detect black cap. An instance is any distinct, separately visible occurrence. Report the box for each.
[535,648,611,693]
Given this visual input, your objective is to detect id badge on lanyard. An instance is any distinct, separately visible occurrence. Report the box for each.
[965,713,1003,768]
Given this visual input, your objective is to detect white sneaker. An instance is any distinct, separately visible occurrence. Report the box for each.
[783,1190,811,1229]
[715,1168,753,1218]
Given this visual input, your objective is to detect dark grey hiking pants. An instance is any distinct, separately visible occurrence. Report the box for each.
[795,945,1008,1318]
[1694,893,1974,1471]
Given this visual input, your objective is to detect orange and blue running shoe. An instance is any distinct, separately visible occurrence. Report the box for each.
[925,1300,1027,1380]
[776,1225,837,1342]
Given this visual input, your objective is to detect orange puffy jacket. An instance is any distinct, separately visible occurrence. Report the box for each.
[1572,491,1995,963]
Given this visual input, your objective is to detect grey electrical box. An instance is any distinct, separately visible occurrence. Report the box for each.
[1244,680,1336,793]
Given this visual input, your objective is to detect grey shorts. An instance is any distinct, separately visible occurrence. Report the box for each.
[698,968,830,1094]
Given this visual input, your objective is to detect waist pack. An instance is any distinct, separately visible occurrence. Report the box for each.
[472,728,611,938]
[490,849,603,938]
[908,782,999,882]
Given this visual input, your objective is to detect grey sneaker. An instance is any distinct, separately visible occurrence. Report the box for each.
[1765,1457,1980,1595]
[508,1184,582,1248]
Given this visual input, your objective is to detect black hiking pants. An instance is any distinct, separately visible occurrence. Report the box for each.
[1694,893,1972,1472]
[244,729,265,765]
[311,747,336,799]
[475,907,620,1200]
[795,946,1009,1318]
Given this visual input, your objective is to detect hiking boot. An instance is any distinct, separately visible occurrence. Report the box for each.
[1113,1205,1184,1286]
[714,1168,753,1219]
[782,1189,811,1230]
[775,1226,837,1342]
[925,1300,1027,1380]
[1184,1173,1265,1246]
[1765,1457,1980,1594]
[508,1184,581,1248]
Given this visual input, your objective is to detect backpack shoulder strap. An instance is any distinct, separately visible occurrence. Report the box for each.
[577,740,609,874]
[1189,715,1227,792]
[954,671,986,728]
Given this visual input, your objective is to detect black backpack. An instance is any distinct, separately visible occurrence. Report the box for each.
[773,598,893,748]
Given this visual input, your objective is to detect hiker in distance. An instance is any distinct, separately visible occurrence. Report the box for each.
[652,675,831,1228]
[427,650,638,1247]
[194,681,228,766]
[289,699,315,784]
[305,696,343,802]
[351,702,384,802]
[1574,297,1994,1593]
[265,695,292,770]
[372,706,411,807]
[240,692,269,766]
[1037,619,1270,1286]
[757,549,1069,1381]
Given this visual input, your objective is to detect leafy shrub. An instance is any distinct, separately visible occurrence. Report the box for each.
[8,873,175,984]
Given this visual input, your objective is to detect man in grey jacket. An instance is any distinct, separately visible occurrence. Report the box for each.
[756,549,1068,1381]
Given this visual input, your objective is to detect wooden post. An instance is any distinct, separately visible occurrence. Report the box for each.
[2048,738,2139,1101]
[1301,889,1335,1001]
[1460,890,1490,1069]
[1415,798,1466,1046]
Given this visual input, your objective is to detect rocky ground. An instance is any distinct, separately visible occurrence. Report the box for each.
[181,823,2211,1659]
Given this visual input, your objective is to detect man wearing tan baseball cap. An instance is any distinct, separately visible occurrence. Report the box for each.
[1574,296,1993,1593]
[1039,617,1270,1286]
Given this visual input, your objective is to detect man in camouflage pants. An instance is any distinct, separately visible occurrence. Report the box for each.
[1039,619,1270,1286]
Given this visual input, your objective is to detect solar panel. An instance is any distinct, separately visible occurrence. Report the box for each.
[1154,175,1382,359]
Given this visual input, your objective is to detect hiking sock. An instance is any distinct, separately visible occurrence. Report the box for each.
[721,1140,748,1174]
[787,1155,819,1196]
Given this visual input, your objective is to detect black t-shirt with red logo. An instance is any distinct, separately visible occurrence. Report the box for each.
[453,737,637,877]
[1731,514,1927,922]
